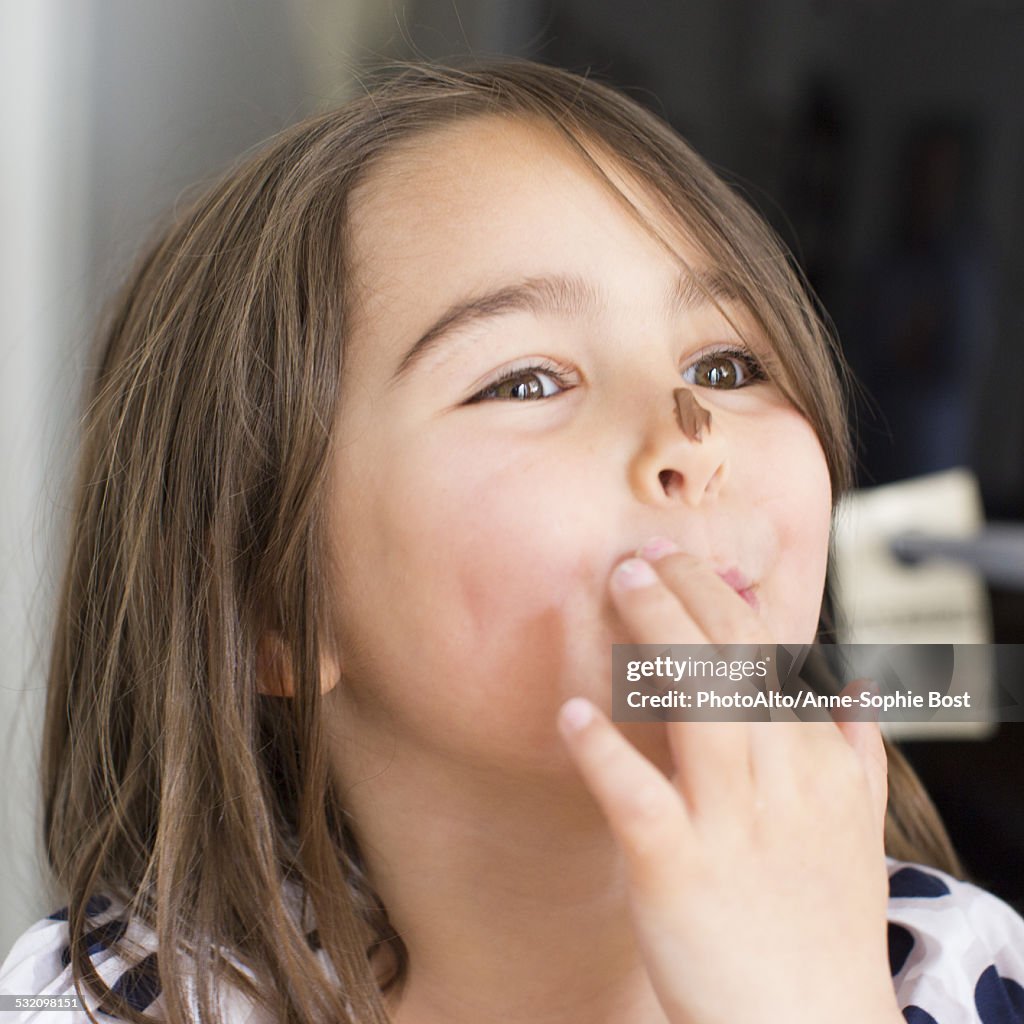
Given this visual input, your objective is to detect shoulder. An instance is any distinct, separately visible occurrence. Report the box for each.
[885,857,1024,1023]
[0,895,146,1022]
[0,897,270,1023]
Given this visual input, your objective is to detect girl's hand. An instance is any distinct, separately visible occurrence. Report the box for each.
[557,545,903,1024]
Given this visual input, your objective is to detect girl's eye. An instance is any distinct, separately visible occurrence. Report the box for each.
[467,360,573,403]
[467,347,767,404]
[682,347,767,389]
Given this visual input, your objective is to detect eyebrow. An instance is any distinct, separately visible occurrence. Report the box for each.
[387,268,740,388]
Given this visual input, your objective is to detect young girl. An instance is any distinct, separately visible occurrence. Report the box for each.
[1,57,1022,1024]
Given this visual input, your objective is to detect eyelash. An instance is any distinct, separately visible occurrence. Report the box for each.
[467,347,769,404]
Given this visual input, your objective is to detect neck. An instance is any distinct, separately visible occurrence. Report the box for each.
[331,727,672,1024]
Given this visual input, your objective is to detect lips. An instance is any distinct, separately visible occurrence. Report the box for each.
[715,568,760,612]
[715,567,752,592]
[628,539,760,612]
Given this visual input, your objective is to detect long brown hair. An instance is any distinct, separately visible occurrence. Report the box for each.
[42,56,961,1024]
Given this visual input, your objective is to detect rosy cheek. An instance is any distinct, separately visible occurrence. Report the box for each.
[441,499,590,658]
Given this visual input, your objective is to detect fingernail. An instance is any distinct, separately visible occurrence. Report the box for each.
[559,697,593,733]
[637,536,679,561]
[613,558,659,590]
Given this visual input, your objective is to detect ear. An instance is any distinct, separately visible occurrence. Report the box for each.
[256,631,341,697]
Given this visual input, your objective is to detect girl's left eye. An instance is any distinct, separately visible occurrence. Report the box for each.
[681,347,768,389]
[467,360,573,404]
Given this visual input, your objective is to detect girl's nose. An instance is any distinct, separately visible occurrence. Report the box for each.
[628,385,729,508]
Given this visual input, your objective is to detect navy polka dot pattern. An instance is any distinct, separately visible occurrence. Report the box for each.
[47,893,113,922]
[889,867,951,900]
[98,953,162,1017]
[886,859,1024,1022]
[2,860,1024,1022]
[903,1007,940,1023]
[59,918,129,969]
[975,964,1024,1023]
[888,922,916,977]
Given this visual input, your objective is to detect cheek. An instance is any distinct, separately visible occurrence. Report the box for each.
[392,446,577,612]
[422,465,589,675]
[753,412,833,642]
[343,442,595,746]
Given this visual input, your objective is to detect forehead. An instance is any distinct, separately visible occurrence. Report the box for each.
[346,114,702,290]
[349,113,682,233]
[342,115,742,380]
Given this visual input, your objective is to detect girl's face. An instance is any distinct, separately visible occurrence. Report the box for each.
[325,117,832,774]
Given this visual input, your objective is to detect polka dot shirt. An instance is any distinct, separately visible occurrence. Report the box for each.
[1,858,1022,1021]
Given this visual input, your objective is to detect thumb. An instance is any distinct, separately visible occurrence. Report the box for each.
[833,678,889,824]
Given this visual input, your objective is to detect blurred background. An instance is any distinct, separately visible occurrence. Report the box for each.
[2,0,1023,952]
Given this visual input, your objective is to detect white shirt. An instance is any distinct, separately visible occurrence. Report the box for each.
[2,858,1023,1022]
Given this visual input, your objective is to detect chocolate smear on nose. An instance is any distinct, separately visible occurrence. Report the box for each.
[674,387,711,441]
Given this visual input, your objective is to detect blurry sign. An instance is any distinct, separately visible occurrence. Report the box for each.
[831,468,994,739]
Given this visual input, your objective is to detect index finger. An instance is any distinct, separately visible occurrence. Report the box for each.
[609,551,770,818]
[557,696,696,893]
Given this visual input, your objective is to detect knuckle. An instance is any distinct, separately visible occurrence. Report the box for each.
[618,785,679,858]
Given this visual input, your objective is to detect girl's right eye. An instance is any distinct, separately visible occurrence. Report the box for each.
[466,360,574,404]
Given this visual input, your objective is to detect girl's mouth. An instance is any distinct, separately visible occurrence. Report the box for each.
[715,568,760,612]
